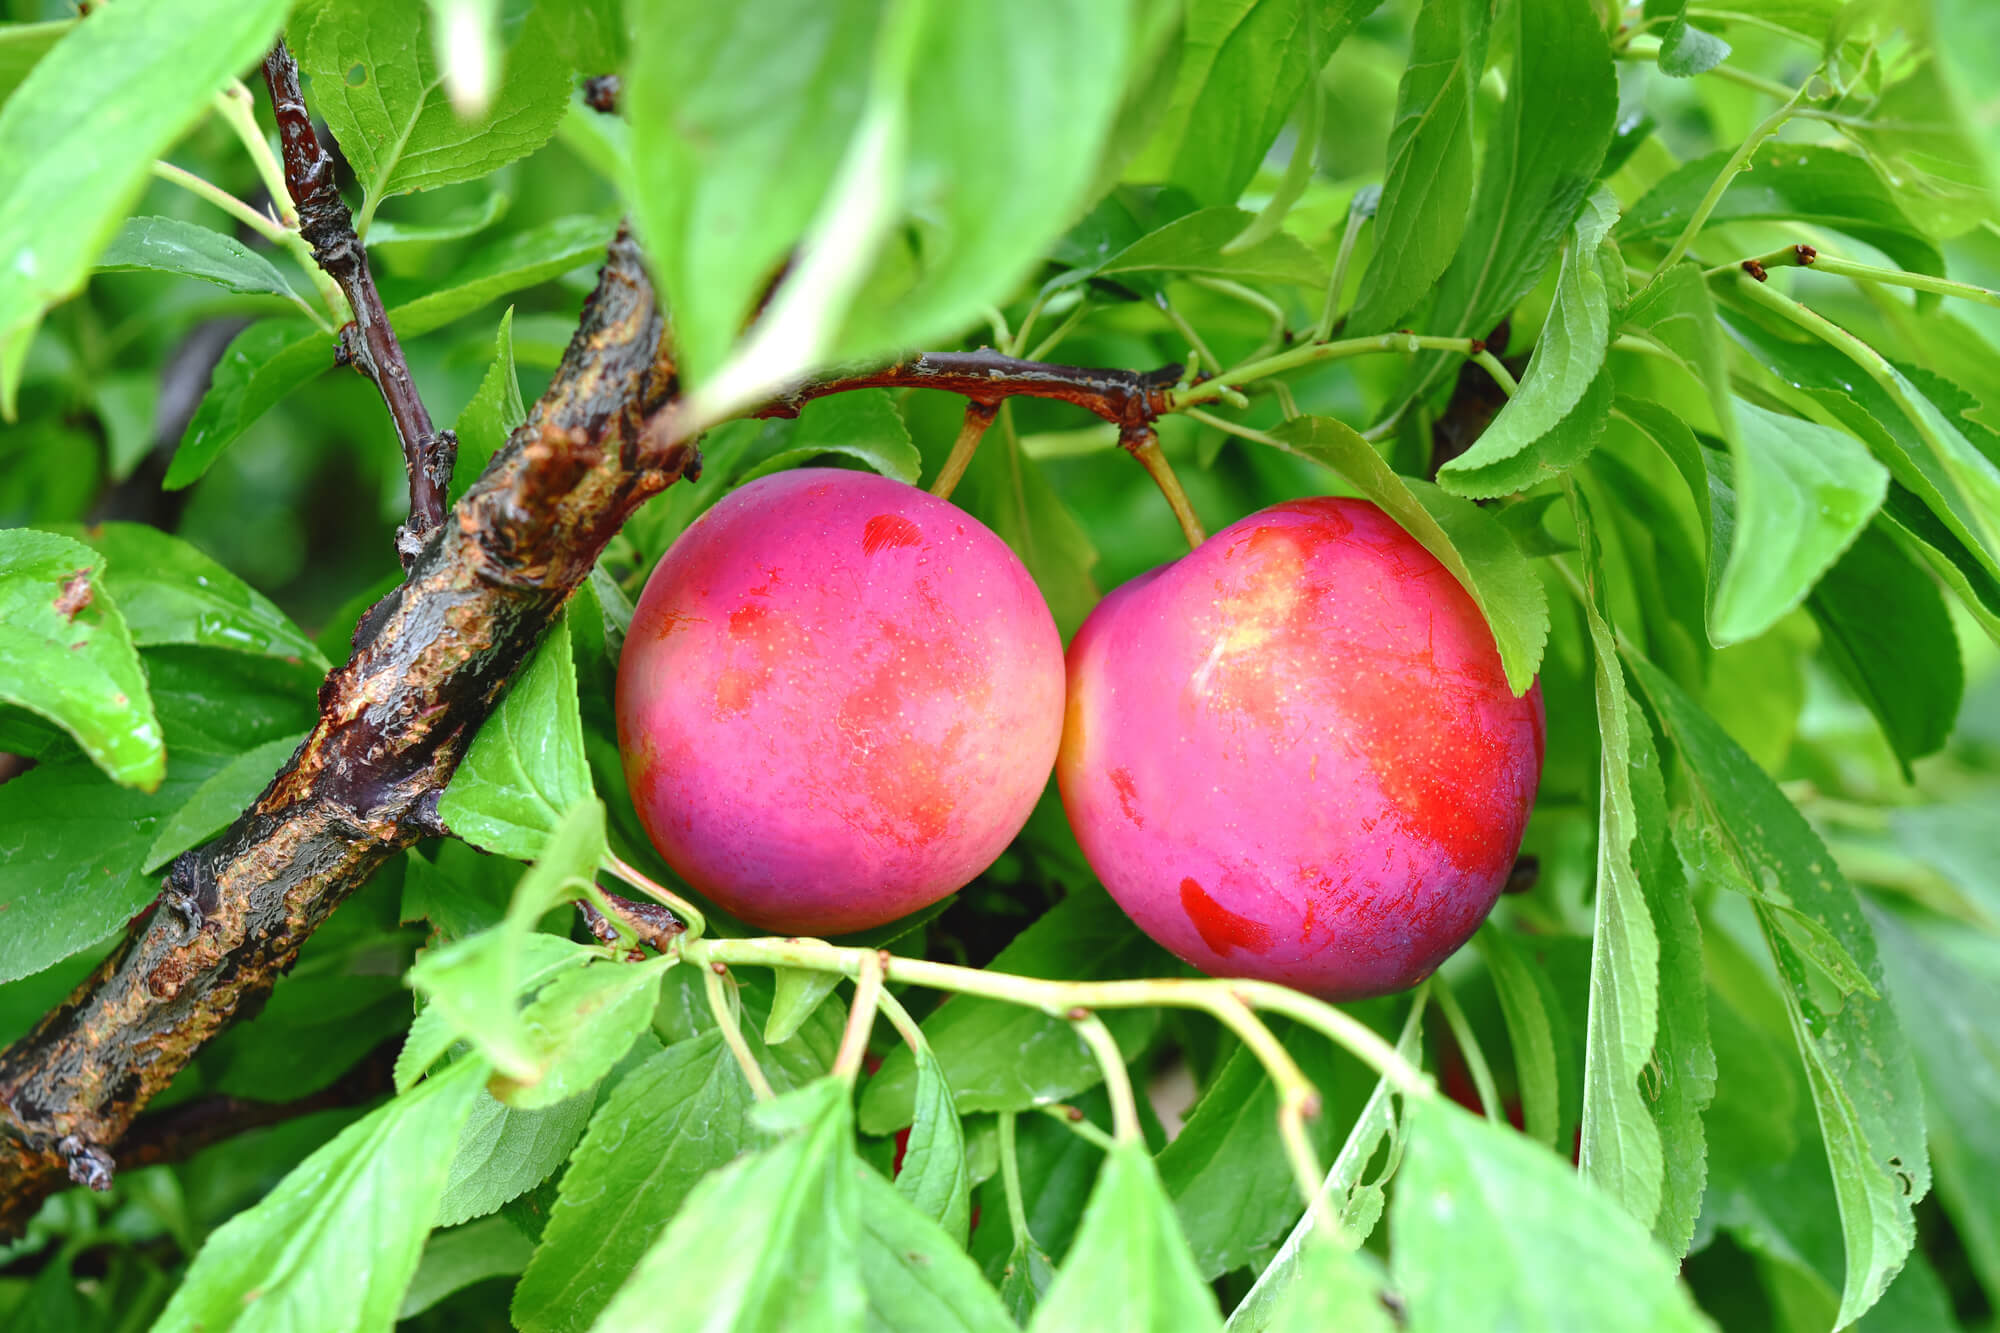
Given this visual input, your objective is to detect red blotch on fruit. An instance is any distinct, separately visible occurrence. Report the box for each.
[1109,767,1144,827]
[1180,877,1274,955]
[863,513,923,554]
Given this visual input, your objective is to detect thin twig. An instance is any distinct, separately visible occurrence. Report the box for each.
[928,401,999,500]
[262,40,457,568]
[1069,1012,1141,1143]
[703,965,776,1101]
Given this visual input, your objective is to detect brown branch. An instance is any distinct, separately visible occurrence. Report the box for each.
[262,40,456,569]
[750,349,1183,434]
[0,228,693,1234]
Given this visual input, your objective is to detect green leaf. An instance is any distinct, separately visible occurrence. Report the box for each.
[1029,1141,1221,1333]
[1268,415,1548,693]
[73,521,330,668]
[439,615,594,861]
[766,967,845,1046]
[1242,1238,1395,1333]
[300,0,572,230]
[1089,207,1329,290]
[1870,908,2000,1306]
[858,889,1173,1133]
[1474,927,1561,1152]
[1806,524,1962,775]
[624,0,886,389]
[736,389,922,487]
[856,1165,1016,1333]
[142,730,305,872]
[1657,9,1730,77]
[1129,0,1376,208]
[512,1032,759,1333]
[405,800,608,1082]
[96,215,307,307]
[1407,0,1617,405]
[1438,189,1620,496]
[399,1215,538,1320]
[450,306,526,502]
[1629,655,1930,1326]
[1345,0,1492,334]
[590,1078,867,1333]
[170,214,617,487]
[0,528,161,789]
[490,954,671,1109]
[369,175,514,250]
[153,1057,486,1333]
[895,1036,972,1247]
[1712,397,1887,646]
[1621,145,1944,281]
[1569,484,1665,1234]
[0,20,70,107]
[999,1233,1058,1325]
[0,0,294,416]
[1621,264,1738,445]
[1158,1020,1344,1279]
[1390,1099,1711,1331]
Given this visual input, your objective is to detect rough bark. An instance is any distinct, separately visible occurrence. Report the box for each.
[0,230,692,1234]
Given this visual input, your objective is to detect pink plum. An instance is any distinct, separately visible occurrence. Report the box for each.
[1057,497,1543,999]
[616,468,1065,935]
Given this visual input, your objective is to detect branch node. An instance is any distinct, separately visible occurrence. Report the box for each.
[57,1135,114,1191]
[1742,258,1770,282]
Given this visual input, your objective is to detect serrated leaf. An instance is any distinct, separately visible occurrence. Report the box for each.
[0,528,161,789]
[439,615,593,861]
[489,954,671,1109]
[1474,927,1561,1152]
[152,1057,486,1333]
[511,1032,757,1333]
[142,730,305,872]
[1630,654,1929,1326]
[1439,190,1618,494]
[1569,484,1665,1234]
[1712,397,1886,646]
[96,215,309,308]
[1807,524,1963,775]
[0,0,293,415]
[1658,10,1731,77]
[1029,1141,1220,1333]
[858,889,1173,1133]
[301,0,571,229]
[1405,0,1617,407]
[896,1038,972,1247]
[736,389,921,487]
[1345,0,1491,334]
[1390,1099,1711,1331]
[1268,415,1548,693]
[589,1078,867,1333]
[450,305,525,501]
[74,521,329,668]
[856,1165,1014,1333]
[170,214,617,487]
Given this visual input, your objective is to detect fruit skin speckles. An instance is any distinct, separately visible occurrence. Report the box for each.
[617,468,1066,936]
[1057,497,1543,1000]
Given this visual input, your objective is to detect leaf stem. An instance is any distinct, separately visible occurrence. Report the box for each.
[1617,35,1797,100]
[1471,349,1519,396]
[1158,294,1220,376]
[209,80,350,324]
[1192,276,1289,361]
[1070,1012,1141,1143]
[998,1111,1031,1246]
[1648,76,1812,281]
[1432,971,1503,1124]
[832,951,884,1082]
[1037,1105,1118,1152]
[1025,298,1093,362]
[1806,252,2000,310]
[1316,186,1378,341]
[1169,334,1486,410]
[150,161,289,246]
[1127,427,1207,550]
[701,964,775,1102]
[1225,83,1320,255]
[680,935,1435,1102]
[928,401,999,500]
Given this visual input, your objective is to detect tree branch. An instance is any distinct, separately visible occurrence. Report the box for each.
[749,349,1184,433]
[262,40,456,569]
[0,229,692,1235]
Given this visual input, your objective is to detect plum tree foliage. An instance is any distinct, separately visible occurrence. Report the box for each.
[0,0,1997,1330]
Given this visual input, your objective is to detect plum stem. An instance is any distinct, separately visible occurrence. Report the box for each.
[703,964,776,1102]
[1433,971,1504,1125]
[1035,1105,1117,1151]
[927,401,999,500]
[997,1112,1031,1247]
[832,951,885,1082]
[1070,1013,1142,1144]
[1126,426,1206,550]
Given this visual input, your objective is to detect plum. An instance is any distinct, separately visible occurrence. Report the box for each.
[1057,497,1543,999]
[616,468,1065,935]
